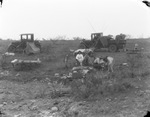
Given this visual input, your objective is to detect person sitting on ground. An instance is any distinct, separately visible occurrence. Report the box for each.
[75,51,84,66]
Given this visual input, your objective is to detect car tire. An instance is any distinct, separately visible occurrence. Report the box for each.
[7,45,16,52]
[79,44,86,49]
[108,44,117,52]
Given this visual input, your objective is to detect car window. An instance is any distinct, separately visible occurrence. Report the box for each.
[22,35,27,39]
[28,35,31,39]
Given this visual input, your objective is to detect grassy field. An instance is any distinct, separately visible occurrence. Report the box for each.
[0,38,150,117]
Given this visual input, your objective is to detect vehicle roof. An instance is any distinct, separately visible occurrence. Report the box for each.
[20,33,34,35]
[91,33,103,35]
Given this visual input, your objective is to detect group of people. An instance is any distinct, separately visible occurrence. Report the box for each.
[73,49,114,72]
[73,49,94,66]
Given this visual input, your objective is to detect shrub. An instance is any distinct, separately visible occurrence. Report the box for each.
[67,69,135,100]
[67,52,147,100]
[0,54,13,70]
[126,52,145,78]
[53,49,147,101]
[68,71,110,100]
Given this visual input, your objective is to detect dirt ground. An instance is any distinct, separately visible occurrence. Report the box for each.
[0,39,150,117]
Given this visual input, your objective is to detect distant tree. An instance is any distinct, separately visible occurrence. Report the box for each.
[120,33,126,38]
[54,35,68,40]
[6,38,13,41]
[73,37,83,40]
[115,33,126,40]
[108,35,113,38]
[126,34,132,39]
[42,38,47,41]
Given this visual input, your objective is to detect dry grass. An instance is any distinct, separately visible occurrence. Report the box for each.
[0,39,150,101]
[0,38,150,117]
[59,48,149,101]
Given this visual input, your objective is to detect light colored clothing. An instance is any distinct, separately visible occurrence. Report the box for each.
[94,58,104,64]
[76,54,84,66]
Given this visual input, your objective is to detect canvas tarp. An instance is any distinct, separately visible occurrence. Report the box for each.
[25,42,40,54]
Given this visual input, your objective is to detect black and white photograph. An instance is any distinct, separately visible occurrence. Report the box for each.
[0,0,150,116]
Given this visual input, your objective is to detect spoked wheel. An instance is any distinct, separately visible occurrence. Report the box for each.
[108,44,117,52]
[7,45,16,53]
[79,44,86,49]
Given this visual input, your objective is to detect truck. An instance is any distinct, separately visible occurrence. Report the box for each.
[79,33,126,52]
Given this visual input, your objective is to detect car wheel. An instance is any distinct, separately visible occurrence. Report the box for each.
[7,45,16,52]
[79,44,86,49]
[108,45,117,52]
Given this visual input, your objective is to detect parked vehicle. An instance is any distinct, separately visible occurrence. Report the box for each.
[7,33,41,54]
[79,33,126,52]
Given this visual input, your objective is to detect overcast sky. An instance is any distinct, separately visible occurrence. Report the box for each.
[0,0,150,39]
